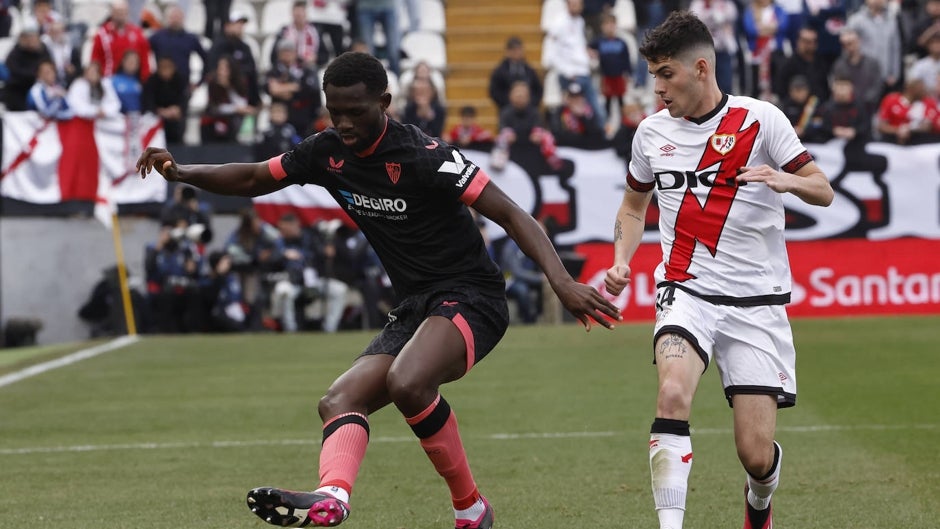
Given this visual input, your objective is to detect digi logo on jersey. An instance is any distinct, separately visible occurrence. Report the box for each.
[338,189,407,213]
[652,169,744,190]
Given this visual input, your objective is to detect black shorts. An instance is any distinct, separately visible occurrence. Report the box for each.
[360,288,510,374]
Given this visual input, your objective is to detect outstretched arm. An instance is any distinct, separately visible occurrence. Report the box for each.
[605,186,653,296]
[136,147,290,197]
[472,181,621,330]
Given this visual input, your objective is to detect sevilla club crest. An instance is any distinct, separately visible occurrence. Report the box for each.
[386,162,401,184]
[710,134,736,155]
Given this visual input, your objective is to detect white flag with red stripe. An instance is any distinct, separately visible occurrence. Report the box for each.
[1,111,167,223]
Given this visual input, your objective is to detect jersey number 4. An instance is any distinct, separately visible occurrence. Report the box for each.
[665,107,759,282]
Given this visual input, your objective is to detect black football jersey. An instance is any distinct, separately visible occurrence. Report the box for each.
[269,118,505,298]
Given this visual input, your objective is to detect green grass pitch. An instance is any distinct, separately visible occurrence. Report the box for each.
[0,316,937,528]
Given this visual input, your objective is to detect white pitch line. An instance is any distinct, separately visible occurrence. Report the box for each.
[1,424,935,456]
[0,335,140,389]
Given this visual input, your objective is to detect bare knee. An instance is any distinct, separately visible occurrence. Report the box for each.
[386,365,438,417]
[736,436,776,476]
[656,378,694,418]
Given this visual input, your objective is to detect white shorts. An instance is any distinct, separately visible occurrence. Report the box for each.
[653,285,797,408]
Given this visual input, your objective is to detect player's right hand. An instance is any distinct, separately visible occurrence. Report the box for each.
[136,147,180,182]
[605,264,632,296]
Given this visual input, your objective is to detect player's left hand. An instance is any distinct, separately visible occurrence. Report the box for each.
[554,279,622,332]
[736,165,796,194]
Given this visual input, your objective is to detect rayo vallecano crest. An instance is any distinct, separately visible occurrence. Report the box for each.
[710,134,736,155]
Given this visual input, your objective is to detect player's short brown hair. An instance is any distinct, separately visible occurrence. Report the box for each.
[639,11,714,64]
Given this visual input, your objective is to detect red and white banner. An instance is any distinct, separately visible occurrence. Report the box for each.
[1,111,167,207]
[247,139,940,318]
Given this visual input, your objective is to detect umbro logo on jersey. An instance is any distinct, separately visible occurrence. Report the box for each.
[710,134,736,155]
[425,140,439,149]
[659,144,677,156]
[328,157,344,173]
[386,162,401,184]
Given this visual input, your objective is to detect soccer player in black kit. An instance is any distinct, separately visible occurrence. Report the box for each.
[137,52,621,529]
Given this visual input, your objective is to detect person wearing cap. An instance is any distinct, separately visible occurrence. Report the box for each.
[779,75,817,139]
[90,0,152,80]
[550,82,606,147]
[1,20,52,111]
[206,10,262,108]
[488,36,542,111]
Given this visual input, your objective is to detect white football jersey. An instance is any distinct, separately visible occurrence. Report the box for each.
[628,94,813,305]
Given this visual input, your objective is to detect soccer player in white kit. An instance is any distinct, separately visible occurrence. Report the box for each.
[605,11,833,529]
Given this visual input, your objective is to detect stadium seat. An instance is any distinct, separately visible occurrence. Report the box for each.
[70,3,111,30]
[183,2,206,35]
[613,0,636,34]
[259,0,292,37]
[400,0,445,33]
[541,0,565,32]
[7,5,21,38]
[189,49,204,85]
[400,31,447,70]
[542,67,563,109]
[259,33,278,74]
[307,1,348,26]
[188,83,208,113]
[0,36,14,63]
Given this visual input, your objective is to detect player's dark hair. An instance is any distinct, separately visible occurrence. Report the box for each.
[323,51,388,97]
[639,11,714,64]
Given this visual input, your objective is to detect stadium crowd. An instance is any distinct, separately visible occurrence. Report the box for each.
[2,0,940,335]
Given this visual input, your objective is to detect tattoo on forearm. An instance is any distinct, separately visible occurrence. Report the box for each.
[657,334,688,361]
[614,219,623,241]
[625,212,643,222]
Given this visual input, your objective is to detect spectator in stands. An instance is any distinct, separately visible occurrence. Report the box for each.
[310,0,349,65]
[500,236,543,325]
[149,4,207,88]
[402,0,421,33]
[201,54,257,143]
[1,21,51,111]
[492,80,562,172]
[0,0,17,38]
[25,0,59,35]
[145,222,205,333]
[271,1,320,68]
[589,13,633,122]
[774,27,831,104]
[633,0,679,89]
[877,77,940,144]
[91,0,152,80]
[268,213,313,332]
[488,36,543,111]
[399,60,446,106]
[143,56,188,144]
[832,27,884,113]
[611,100,645,166]
[779,76,819,139]
[265,39,322,136]
[27,59,72,119]
[225,208,283,330]
[444,105,494,149]
[908,31,940,97]
[205,0,232,41]
[355,0,401,74]
[112,50,144,114]
[202,250,248,332]
[41,18,81,86]
[254,101,302,161]
[742,0,790,101]
[690,0,739,94]
[848,0,903,94]
[582,0,615,40]
[159,185,213,245]
[543,0,605,125]
[550,82,606,147]
[802,0,847,72]
[911,0,940,58]
[402,77,446,138]
[67,61,122,119]
[806,74,871,144]
[207,11,262,109]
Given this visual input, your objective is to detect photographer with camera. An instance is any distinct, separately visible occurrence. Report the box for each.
[225,208,283,330]
[144,221,206,333]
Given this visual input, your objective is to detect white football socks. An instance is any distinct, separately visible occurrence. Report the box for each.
[314,485,350,504]
[746,441,782,511]
[454,497,486,521]
[650,432,693,529]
